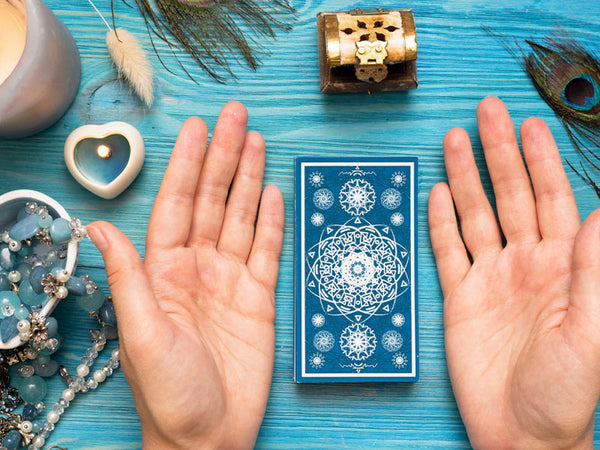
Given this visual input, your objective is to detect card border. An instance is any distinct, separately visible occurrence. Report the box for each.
[294,156,419,383]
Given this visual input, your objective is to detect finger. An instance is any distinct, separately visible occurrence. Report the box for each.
[444,127,502,259]
[428,182,471,297]
[562,209,600,354]
[247,185,285,291]
[477,96,540,243]
[147,117,208,252]
[87,222,163,345]
[217,131,266,261]
[520,117,580,240]
[188,101,249,247]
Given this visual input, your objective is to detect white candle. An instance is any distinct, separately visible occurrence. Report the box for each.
[0,0,27,85]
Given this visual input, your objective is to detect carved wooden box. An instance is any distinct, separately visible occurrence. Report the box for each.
[317,9,418,93]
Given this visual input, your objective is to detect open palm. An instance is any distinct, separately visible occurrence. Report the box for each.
[87,102,284,449]
[429,97,600,449]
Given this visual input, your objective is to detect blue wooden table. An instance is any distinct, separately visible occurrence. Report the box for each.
[1,0,600,448]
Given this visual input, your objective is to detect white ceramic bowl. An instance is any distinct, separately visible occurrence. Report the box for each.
[0,190,78,349]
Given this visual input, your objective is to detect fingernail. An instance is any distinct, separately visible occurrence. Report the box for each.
[87,224,108,253]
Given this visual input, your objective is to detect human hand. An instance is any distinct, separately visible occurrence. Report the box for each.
[86,102,285,449]
[429,97,600,449]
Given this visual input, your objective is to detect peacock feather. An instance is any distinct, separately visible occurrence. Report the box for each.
[114,0,295,83]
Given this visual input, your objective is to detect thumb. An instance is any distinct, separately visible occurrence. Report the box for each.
[563,209,600,351]
[87,221,162,345]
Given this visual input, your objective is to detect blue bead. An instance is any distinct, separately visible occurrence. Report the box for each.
[16,262,31,279]
[65,276,87,296]
[0,245,16,271]
[18,375,47,403]
[0,291,21,309]
[103,325,119,340]
[14,306,29,320]
[45,317,58,337]
[22,403,39,421]
[0,274,9,291]
[17,245,31,258]
[29,265,47,294]
[1,429,22,450]
[0,316,19,342]
[8,214,41,241]
[37,214,53,229]
[99,300,117,327]
[49,218,72,244]
[76,287,106,312]
[19,280,47,307]
[32,358,58,377]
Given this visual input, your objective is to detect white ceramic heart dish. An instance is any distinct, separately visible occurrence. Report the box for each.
[64,122,145,200]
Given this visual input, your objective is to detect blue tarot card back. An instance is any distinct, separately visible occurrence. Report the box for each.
[294,157,418,382]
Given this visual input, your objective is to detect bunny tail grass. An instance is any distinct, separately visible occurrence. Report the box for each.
[106,28,154,107]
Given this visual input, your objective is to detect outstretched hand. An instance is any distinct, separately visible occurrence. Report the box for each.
[429,97,600,449]
[87,102,285,449]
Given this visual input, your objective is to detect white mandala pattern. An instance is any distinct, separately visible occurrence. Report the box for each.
[391,313,405,327]
[313,330,335,352]
[313,188,334,210]
[390,212,404,226]
[339,179,376,216]
[381,188,402,210]
[392,352,408,369]
[311,212,325,227]
[381,330,403,352]
[309,353,325,369]
[311,313,325,327]
[391,171,407,187]
[306,218,410,322]
[309,171,324,187]
[339,323,377,361]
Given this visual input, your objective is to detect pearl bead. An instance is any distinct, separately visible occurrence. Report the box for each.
[62,388,75,402]
[19,332,30,341]
[93,369,106,383]
[32,436,45,448]
[76,364,89,377]
[17,320,30,332]
[7,270,21,283]
[55,286,68,299]
[111,348,120,360]
[46,411,59,424]
[8,240,21,252]
[21,420,32,433]
[55,269,70,283]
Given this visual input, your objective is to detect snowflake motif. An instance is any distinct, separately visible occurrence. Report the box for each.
[308,171,325,188]
[392,352,408,369]
[311,313,325,327]
[391,313,405,327]
[391,171,407,187]
[390,212,405,226]
[311,212,325,227]
[313,188,334,210]
[313,330,335,352]
[381,188,402,210]
[381,330,403,352]
[339,179,376,216]
[309,353,325,369]
[339,323,377,361]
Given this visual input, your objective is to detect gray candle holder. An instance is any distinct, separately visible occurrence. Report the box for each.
[0,0,81,139]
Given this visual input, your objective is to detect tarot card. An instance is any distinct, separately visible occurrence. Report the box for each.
[294,157,418,382]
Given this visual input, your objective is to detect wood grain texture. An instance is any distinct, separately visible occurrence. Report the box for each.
[0,0,599,448]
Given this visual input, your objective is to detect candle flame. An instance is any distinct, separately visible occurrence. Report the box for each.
[97,144,112,159]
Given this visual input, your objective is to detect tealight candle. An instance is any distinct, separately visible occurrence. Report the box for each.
[0,0,80,139]
[64,122,145,199]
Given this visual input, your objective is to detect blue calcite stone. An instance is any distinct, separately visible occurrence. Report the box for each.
[0,274,9,291]
[14,307,29,320]
[8,214,41,241]
[18,375,47,403]
[49,218,71,244]
[16,262,31,279]
[76,286,106,312]
[0,245,16,271]
[22,403,39,421]
[19,279,47,306]
[46,316,58,337]
[65,276,87,296]
[1,429,22,450]
[99,300,117,327]
[17,245,31,258]
[0,316,19,342]
[29,265,47,294]
[37,214,53,229]
[32,358,58,377]
[0,291,21,309]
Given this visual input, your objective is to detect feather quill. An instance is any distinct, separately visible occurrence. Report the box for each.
[106,28,154,107]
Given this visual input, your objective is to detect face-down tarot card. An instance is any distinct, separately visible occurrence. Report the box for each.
[295,157,418,382]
